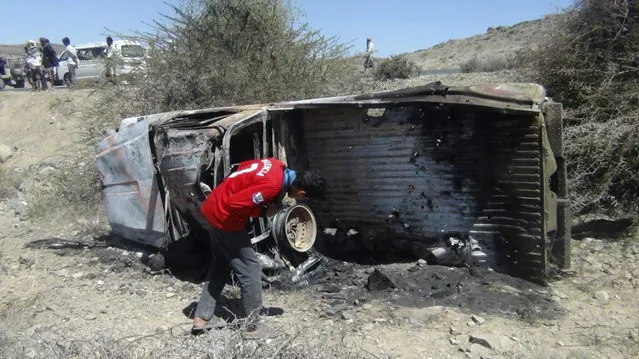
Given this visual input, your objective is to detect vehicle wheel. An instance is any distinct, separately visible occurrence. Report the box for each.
[14,79,25,88]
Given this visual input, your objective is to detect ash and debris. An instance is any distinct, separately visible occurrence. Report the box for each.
[23,230,565,325]
[290,256,566,323]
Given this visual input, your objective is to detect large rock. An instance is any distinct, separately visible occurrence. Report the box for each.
[0,144,13,163]
[19,253,35,268]
[325,303,348,316]
[366,269,396,291]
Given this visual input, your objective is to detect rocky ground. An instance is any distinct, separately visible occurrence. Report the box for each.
[1,78,638,358]
[0,195,637,358]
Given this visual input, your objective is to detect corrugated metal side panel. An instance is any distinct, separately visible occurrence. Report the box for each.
[302,106,545,282]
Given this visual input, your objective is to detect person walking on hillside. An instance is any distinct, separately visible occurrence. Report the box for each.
[104,36,117,81]
[40,37,59,90]
[24,40,43,91]
[364,37,375,71]
[192,158,327,339]
[58,37,78,88]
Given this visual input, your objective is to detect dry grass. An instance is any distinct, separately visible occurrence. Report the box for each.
[0,166,20,201]
[0,302,385,359]
[26,157,103,219]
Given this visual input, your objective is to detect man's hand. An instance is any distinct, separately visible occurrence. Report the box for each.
[264,204,280,217]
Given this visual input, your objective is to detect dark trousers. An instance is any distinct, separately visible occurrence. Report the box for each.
[194,225,263,323]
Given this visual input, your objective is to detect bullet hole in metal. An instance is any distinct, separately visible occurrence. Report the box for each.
[409,151,419,163]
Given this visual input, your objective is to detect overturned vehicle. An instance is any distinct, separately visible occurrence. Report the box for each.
[96,82,571,284]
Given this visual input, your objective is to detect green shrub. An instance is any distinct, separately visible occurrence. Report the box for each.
[374,55,417,80]
[460,54,519,73]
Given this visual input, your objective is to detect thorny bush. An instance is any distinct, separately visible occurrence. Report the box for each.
[524,0,639,218]
[97,0,360,121]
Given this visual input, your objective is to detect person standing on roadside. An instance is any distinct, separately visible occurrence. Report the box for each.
[40,37,59,89]
[104,36,117,81]
[58,37,77,88]
[24,40,43,91]
[192,158,327,339]
[364,37,375,71]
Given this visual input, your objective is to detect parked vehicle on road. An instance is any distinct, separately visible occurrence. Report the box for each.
[57,39,145,83]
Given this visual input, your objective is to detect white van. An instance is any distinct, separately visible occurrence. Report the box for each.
[57,39,145,83]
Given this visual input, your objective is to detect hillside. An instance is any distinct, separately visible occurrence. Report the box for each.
[403,15,561,71]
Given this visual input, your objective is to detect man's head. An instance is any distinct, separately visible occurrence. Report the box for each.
[39,37,48,46]
[106,36,113,46]
[62,37,70,46]
[288,168,327,201]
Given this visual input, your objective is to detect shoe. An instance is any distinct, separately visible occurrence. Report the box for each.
[241,323,280,340]
[190,324,212,336]
[190,318,227,336]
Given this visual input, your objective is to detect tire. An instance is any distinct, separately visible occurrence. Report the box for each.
[14,79,25,88]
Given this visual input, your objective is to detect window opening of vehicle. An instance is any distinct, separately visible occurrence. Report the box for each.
[121,45,145,58]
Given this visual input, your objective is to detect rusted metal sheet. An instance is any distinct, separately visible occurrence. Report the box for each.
[96,117,166,247]
[285,83,547,113]
[302,104,548,282]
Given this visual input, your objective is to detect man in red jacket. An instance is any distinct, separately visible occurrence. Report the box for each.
[192,158,327,338]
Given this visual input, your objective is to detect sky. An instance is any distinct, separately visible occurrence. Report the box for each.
[1,0,574,57]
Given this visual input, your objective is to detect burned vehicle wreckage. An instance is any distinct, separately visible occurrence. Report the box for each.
[96,82,571,285]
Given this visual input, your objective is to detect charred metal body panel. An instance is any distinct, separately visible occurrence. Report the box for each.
[95,118,165,247]
[300,107,545,280]
[95,82,569,283]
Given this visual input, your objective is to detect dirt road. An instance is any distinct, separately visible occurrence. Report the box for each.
[0,86,637,359]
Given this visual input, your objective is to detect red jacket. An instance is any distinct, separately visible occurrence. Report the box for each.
[201,158,286,231]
